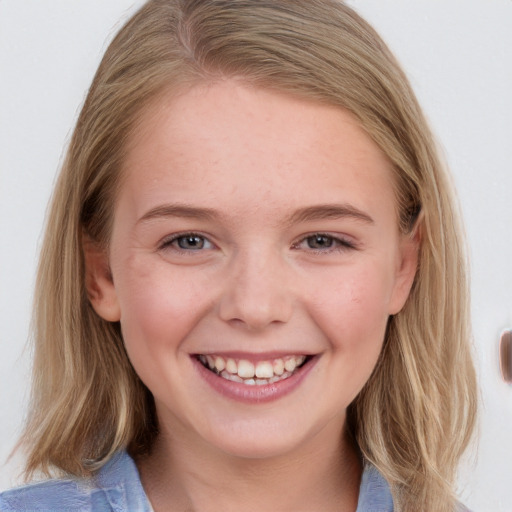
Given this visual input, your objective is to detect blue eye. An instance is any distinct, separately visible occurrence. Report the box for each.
[177,235,206,250]
[306,234,335,249]
[162,233,213,251]
[294,233,355,252]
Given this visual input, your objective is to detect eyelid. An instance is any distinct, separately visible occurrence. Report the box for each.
[292,232,358,252]
[158,231,216,252]
[157,231,357,254]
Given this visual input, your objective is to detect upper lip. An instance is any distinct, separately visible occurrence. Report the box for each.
[192,351,317,362]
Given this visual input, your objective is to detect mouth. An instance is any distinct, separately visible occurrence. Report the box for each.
[196,354,312,386]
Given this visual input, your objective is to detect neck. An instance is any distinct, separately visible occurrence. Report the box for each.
[137,419,362,512]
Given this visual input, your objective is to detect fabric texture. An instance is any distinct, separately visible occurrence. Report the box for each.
[0,452,152,512]
[0,452,473,511]
[0,451,394,511]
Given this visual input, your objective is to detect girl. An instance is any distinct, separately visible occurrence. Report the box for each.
[0,1,477,510]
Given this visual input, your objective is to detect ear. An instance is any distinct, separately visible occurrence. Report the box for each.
[388,217,422,315]
[83,234,121,322]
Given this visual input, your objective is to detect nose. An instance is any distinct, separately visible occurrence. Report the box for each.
[218,247,293,330]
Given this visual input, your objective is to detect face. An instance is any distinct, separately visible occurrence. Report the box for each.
[86,81,418,461]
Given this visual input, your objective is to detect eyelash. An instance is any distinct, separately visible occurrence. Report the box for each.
[292,233,357,253]
[159,232,356,254]
[159,232,214,252]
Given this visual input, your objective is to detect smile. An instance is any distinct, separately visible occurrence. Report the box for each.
[197,354,309,386]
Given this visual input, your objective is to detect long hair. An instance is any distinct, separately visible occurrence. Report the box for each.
[21,1,477,510]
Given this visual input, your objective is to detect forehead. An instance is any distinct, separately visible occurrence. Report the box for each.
[118,80,396,222]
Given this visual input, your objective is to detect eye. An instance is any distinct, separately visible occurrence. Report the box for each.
[161,233,214,251]
[293,233,356,252]
[306,234,336,249]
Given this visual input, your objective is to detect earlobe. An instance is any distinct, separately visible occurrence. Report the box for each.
[388,218,422,315]
[83,235,121,322]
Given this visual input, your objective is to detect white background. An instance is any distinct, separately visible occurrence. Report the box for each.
[1,1,511,510]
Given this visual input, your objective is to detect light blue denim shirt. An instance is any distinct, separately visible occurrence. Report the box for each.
[0,450,393,511]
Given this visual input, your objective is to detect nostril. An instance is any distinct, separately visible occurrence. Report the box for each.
[219,293,292,330]
[216,254,294,329]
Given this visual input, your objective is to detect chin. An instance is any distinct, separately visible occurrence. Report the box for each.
[194,410,341,462]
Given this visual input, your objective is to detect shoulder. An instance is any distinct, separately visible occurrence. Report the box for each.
[0,451,152,512]
[0,477,94,512]
[356,463,394,512]
[355,463,473,512]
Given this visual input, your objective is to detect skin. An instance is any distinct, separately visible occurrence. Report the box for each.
[86,80,419,512]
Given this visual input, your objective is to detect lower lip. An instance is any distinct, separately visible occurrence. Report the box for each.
[193,356,317,404]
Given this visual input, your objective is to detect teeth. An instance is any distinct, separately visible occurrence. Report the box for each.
[199,354,308,385]
[284,358,297,372]
[220,371,244,383]
[273,359,284,376]
[225,358,237,374]
[255,361,274,379]
[214,356,226,372]
[237,360,255,379]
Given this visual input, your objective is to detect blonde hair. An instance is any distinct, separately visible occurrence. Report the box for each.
[22,1,477,510]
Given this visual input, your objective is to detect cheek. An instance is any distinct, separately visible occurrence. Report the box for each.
[113,256,212,357]
[308,264,394,403]
[307,262,394,351]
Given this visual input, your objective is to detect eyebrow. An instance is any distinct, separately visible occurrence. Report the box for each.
[138,204,220,224]
[137,203,374,225]
[286,204,374,225]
